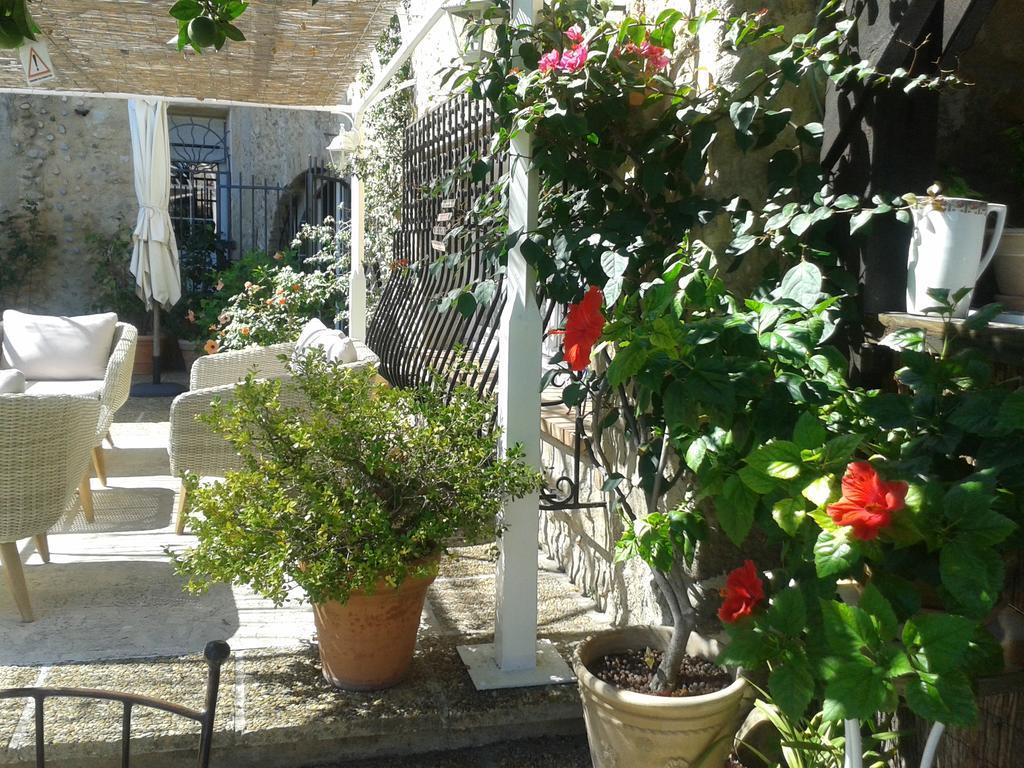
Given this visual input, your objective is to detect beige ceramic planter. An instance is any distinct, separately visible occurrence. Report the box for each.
[312,556,438,690]
[995,228,1024,305]
[574,626,748,768]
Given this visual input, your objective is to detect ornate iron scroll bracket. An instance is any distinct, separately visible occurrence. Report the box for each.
[539,369,605,512]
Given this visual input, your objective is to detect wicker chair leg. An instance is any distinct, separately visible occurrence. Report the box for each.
[91,447,107,486]
[0,542,34,622]
[175,483,188,536]
[33,534,50,563]
[80,474,95,523]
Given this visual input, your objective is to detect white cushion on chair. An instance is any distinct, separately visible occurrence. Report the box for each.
[292,318,357,365]
[0,369,25,393]
[2,310,118,381]
[23,379,104,398]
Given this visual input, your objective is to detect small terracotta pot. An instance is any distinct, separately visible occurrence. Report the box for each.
[312,557,439,690]
[574,626,748,768]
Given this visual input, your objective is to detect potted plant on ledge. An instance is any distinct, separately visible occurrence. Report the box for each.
[172,355,540,690]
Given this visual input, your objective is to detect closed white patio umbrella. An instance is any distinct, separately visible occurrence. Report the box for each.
[128,97,182,391]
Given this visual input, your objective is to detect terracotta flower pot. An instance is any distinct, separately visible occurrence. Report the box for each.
[132,335,174,376]
[312,557,439,690]
[574,626,748,768]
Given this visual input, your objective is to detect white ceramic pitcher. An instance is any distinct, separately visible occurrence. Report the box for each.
[906,197,1007,318]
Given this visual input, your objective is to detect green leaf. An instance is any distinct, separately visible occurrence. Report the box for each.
[739,464,775,493]
[685,436,710,473]
[718,628,770,668]
[833,194,860,210]
[940,539,1004,617]
[821,433,863,466]
[221,22,246,42]
[719,475,757,545]
[821,599,877,654]
[793,412,827,448]
[747,440,803,481]
[850,209,874,234]
[859,584,899,639]
[169,0,203,20]
[772,499,806,536]
[801,476,832,507]
[814,527,860,578]
[823,658,889,720]
[455,291,477,317]
[998,389,1024,429]
[776,261,822,309]
[904,670,978,727]
[769,655,815,721]
[606,344,646,388]
[767,587,806,635]
[903,613,976,674]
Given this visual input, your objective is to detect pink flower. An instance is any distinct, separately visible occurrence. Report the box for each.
[559,43,588,73]
[539,49,561,73]
[643,43,670,71]
[565,25,583,43]
[622,39,670,72]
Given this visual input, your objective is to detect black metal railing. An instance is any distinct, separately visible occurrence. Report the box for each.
[0,641,230,768]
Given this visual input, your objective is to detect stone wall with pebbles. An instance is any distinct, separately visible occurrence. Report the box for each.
[0,94,336,316]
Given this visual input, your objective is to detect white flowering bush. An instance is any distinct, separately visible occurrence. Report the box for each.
[203,217,349,354]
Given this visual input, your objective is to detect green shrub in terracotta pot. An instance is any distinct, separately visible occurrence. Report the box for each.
[172,355,541,689]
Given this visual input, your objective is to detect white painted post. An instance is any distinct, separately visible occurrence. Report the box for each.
[457,0,573,690]
[493,0,544,674]
[348,170,368,341]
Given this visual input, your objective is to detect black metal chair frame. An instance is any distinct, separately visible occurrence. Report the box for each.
[0,641,230,768]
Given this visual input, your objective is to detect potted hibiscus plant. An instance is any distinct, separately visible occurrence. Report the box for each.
[173,355,539,690]
[448,0,957,764]
[716,288,1023,765]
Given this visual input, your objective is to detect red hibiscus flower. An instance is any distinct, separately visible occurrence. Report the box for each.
[718,560,765,624]
[827,461,908,541]
[558,286,605,372]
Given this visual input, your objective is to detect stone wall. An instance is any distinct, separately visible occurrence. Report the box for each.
[0,94,336,316]
[936,0,1024,225]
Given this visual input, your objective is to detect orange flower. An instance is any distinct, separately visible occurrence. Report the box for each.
[240,327,250,336]
[273,251,285,261]
[560,286,605,372]
[291,283,301,292]
[278,297,287,306]
[827,462,908,541]
[186,309,196,323]
[718,560,765,624]
[203,339,219,355]
[276,287,285,295]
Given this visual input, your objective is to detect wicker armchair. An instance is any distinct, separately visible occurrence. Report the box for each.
[0,394,100,622]
[83,322,138,516]
[0,321,138,521]
[169,340,379,534]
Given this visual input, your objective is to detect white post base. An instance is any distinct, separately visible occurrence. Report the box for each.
[457,640,576,691]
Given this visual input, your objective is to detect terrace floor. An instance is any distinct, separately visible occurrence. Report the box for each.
[0,379,605,767]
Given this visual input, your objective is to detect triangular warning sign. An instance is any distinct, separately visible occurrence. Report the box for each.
[18,40,56,85]
[27,48,50,79]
